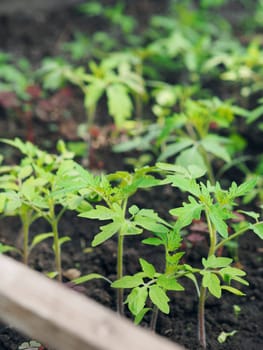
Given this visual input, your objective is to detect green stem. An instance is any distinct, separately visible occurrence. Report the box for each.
[21,213,30,265]
[117,232,124,315]
[198,286,207,349]
[206,210,217,257]
[51,218,62,283]
[116,199,128,316]
[198,209,217,348]
[150,305,159,331]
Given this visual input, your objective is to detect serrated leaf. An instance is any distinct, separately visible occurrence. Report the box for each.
[129,205,139,216]
[112,274,144,288]
[170,196,202,230]
[79,205,115,220]
[202,255,232,269]
[234,178,257,197]
[107,83,132,127]
[126,286,148,316]
[202,271,221,298]
[149,285,170,314]
[157,275,184,291]
[139,258,156,278]
[134,214,169,234]
[209,205,229,238]
[121,220,142,236]
[92,220,122,246]
[168,175,201,196]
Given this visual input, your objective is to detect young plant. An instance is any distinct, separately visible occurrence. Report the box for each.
[157,162,263,348]
[53,160,162,314]
[0,138,75,281]
[112,214,188,329]
[39,53,145,131]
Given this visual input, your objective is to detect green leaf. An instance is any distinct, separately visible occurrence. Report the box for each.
[139,258,156,278]
[149,285,170,314]
[30,232,53,250]
[92,220,122,246]
[158,138,194,161]
[79,205,115,220]
[0,243,20,254]
[106,83,133,127]
[219,266,248,286]
[201,135,231,163]
[176,146,206,172]
[167,175,201,196]
[129,205,139,216]
[170,196,202,230]
[120,220,142,236]
[234,178,257,198]
[209,205,229,238]
[134,216,169,234]
[72,273,110,285]
[58,236,71,247]
[202,255,232,269]
[46,271,58,279]
[142,237,163,246]
[157,275,184,291]
[111,274,144,288]
[134,307,151,325]
[221,285,245,296]
[202,271,221,298]
[249,222,263,239]
[18,165,33,180]
[126,286,148,316]
[84,80,105,110]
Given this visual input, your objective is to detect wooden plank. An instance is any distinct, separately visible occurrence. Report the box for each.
[0,255,185,350]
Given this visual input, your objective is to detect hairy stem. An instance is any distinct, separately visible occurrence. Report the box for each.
[117,233,124,315]
[198,209,217,348]
[51,218,62,283]
[21,213,30,265]
[150,305,159,332]
[198,286,207,348]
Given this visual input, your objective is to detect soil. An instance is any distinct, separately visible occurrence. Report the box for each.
[0,2,262,350]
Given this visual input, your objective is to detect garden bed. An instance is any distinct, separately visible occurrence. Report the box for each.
[0,1,263,350]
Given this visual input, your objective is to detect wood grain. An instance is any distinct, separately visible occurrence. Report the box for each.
[0,255,185,350]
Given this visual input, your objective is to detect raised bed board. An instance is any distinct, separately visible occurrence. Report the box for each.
[0,255,185,350]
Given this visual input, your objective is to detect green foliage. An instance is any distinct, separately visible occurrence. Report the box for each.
[0,52,32,98]
[0,138,74,280]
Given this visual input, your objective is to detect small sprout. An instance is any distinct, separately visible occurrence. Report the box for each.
[217,330,237,343]
[233,304,241,318]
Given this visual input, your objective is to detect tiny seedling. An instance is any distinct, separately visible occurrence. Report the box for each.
[217,330,237,344]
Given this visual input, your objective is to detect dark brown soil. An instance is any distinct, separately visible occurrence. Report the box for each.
[0,2,262,350]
